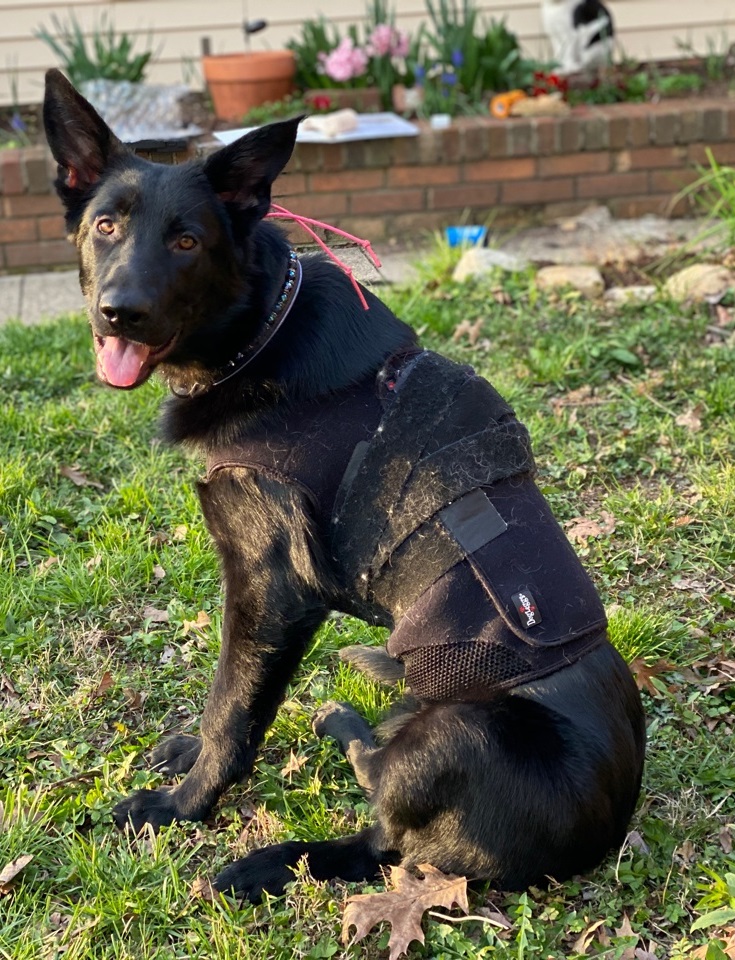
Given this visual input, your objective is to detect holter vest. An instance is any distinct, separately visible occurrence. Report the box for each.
[206,351,607,702]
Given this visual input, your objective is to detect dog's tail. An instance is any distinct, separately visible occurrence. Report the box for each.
[340,645,406,683]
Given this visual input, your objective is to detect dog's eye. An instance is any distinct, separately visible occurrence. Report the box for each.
[177,235,198,251]
[96,218,115,236]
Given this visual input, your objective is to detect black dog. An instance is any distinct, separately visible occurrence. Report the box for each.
[43,68,645,901]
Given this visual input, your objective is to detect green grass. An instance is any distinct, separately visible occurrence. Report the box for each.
[1,267,734,958]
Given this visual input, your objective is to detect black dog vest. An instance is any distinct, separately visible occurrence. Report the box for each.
[206,351,607,702]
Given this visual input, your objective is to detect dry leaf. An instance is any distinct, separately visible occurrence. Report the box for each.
[720,826,733,854]
[678,839,696,863]
[0,854,33,895]
[182,611,211,635]
[281,751,308,779]
[566,511,616,544]
[629,658,674,696]
[143,606,169,623]
[59,464,104,489]
[123,688,147,710]
[343,863,468,960]
[675,404,705,432]
[190,876,218,901]
[85,554,102,571]
[452,318,485,346]
[573,917,608,954]
[152,564,166,580]
[89,671,113,703]
[173,524,188,541]
[36,556,58,574]
[159,646,176,665]
[625,829,650,855]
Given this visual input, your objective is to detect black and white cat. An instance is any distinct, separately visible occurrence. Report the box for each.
[541,0,615,74]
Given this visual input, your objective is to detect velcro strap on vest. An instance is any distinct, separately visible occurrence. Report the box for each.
[331,351,535,608]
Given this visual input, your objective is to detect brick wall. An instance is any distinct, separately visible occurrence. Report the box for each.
[2,97,735,273]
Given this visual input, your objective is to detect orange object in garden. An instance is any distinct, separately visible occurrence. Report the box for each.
[203,50,296,122]
[490,90,527,119]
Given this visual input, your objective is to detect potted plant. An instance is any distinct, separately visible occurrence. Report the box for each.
[202,20,296,122]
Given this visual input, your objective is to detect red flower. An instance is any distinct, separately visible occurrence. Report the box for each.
[309,94,333,112]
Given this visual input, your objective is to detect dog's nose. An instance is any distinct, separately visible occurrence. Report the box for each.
[99,300,150,327]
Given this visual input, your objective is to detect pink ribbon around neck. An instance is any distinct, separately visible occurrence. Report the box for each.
[266,203,382,311]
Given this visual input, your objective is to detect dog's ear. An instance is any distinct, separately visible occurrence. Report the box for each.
[43,68,125,207]
[203,116,301,218]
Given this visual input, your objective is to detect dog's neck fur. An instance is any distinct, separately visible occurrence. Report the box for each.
[159,221,416,451]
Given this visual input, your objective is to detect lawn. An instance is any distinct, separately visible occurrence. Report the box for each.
[1,258,734,959]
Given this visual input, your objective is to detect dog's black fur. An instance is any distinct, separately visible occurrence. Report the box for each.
[44,68,646,901]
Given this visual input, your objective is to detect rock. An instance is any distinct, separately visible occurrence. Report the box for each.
[604,285,657,304]
[664,263,734,302]
[536,264,605,299]
[452,247,529,282]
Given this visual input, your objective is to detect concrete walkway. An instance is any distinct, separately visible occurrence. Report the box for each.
[0,248,421,326]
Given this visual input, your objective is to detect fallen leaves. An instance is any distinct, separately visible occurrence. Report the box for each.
[142,605,169,623]
[0,854,33,895]
[675,403,705,433]
[343,863,468,960]
[281,750,308,779]
[182,610,211,636]
[59,464,104,489]
[629,658,675,696]
[565,510,616,544]
[452,318,485,346]
[88,670,113,705]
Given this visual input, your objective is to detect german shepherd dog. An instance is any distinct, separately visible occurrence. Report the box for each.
[44,69,645,902]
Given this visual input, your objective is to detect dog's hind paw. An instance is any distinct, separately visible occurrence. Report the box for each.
[150,734,201,776]
[112,787,181,833]
[312,701,374,748]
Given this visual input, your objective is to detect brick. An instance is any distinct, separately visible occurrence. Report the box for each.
[429,182,499,209]
[311,169,385,192]
[627,115,650,148]
[607,115,628,150]
[418,130,441,165]
[533,117,559,155]
[558,117,583,153]
[622,146,687,170]
[388,164,458,188]
[3,194,64,217]
[282,192,347,219]
[506,120,533,156]
[727,106,735,140]
[577,172,648,199]
[321,143,347,173]
[23,146,52,194]
[651,112,679,146]
[462,122,490,161]
[345,141,367,169]
[687,143,735,165]
[649,168,704,193]
[5,240,76,269]
[389,210,455,235]
[351,189,423,215]
[393,135,420,165]
[464,157,535,182]
[538,152,609,177]
[487,122,509,158]
[273,172,308,197]
[363,138,394,167]
[0,217,37,243]
[38,215,67,240]
[702,107,726,143]
[0,150,24,195]
[582,116,608,151]
[291,143,323,173]
[332,216,387,241]
[502,178,574,204]
[437,127,462,164]
[678,108,704,143]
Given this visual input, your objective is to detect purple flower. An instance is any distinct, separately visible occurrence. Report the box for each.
[414,64,426,84]
[451,49,463,68]
[441,72,457,86]
[10,111,26,133]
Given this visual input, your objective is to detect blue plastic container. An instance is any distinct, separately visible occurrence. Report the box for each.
[445,225,487,247]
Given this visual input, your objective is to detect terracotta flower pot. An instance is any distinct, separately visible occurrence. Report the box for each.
[203,50,296,122]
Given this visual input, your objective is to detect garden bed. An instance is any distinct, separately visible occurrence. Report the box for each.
[1,95,734,273]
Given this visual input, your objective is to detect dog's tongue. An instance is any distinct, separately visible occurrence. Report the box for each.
[97,336,151,387]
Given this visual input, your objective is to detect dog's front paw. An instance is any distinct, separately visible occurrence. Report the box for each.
[150,734,202,776]
[213,844,300,903]
[112,787,180,833]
